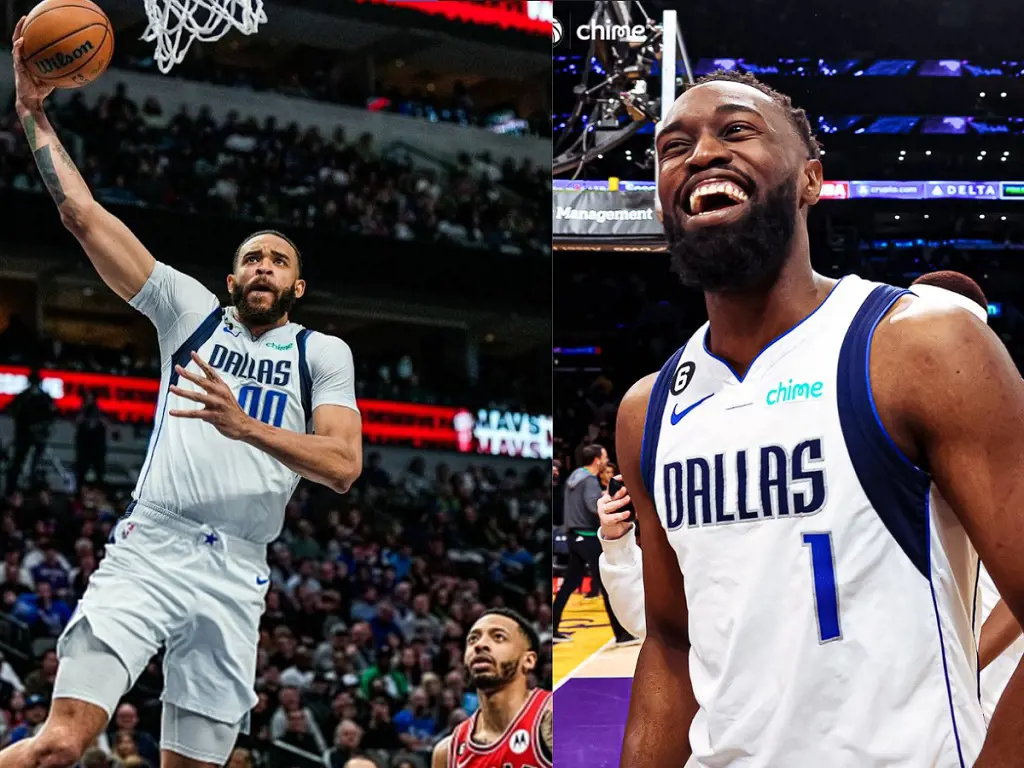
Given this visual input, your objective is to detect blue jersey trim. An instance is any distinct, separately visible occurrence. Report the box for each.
[640,344,686,498]
[971,559,981,701]
[296,329,313,428]
[137,307,224,497]
[702,277,847,382]
[928,495,967,768]
[837,284,932,578]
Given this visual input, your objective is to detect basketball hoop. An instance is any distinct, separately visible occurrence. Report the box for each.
[141,0,267,74]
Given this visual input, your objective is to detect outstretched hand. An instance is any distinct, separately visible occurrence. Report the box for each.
[12,17,54,114]
[169,351,254,440]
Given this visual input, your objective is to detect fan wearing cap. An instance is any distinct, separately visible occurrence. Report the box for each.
[9,695,48,744]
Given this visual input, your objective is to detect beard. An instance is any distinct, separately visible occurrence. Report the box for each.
[664,175,799,293]
[231,280,297,326]
[467,659,520,693]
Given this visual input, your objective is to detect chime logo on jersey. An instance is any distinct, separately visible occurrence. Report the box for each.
[509,729,530,754]
[661,438,826,529]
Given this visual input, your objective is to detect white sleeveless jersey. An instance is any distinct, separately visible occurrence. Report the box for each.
[642,276,984,767]
[127,262,359,543]
[977,563,1024,722]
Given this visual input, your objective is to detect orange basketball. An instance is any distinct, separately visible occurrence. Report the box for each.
[21,0,113,89]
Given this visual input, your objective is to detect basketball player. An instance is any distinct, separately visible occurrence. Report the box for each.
[598,271,1024,687]
[6,21,362,768]
[431,609,552,768]
[618,69,1024,768]
[911,272,1024,724]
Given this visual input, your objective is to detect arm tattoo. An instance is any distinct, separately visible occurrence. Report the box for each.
[540,704,552,752]
[22,115,38,149]
[55,144,77,173]
[34,145,66,205]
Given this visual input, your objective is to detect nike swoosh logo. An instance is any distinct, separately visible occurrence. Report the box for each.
[256,577,269,585]
[670,394,715,425]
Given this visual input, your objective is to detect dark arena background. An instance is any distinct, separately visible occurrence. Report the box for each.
[552,0,1024,765]
[0,2,552,767]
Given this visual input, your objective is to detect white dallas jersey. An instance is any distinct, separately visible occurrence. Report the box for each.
[977,563,1024,722]
[643,276,984,767]
[128,262,358,543]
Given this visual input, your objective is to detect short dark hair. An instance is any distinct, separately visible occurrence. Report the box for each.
[581,444,605,466]
[234,229,303,274]
[912,271,988,311]
[478,608,540,655]
[685,70,822,160]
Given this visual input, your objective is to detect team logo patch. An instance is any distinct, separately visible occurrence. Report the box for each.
[671,361,696,395]
[509,729,530,755]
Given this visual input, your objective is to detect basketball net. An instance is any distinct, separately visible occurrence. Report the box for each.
[141,0,267,74]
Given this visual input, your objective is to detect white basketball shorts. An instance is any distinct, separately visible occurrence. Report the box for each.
[57,500,270,727]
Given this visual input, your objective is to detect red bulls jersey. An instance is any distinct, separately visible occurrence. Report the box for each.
[448,688,551,768]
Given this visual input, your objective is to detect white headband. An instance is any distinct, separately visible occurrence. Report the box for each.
[910,283,989,325]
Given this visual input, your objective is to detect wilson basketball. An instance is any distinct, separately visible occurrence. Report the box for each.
[21,0,113,89]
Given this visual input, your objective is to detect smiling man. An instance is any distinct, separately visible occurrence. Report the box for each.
[6,22,362,767]
[617,70,1024,767]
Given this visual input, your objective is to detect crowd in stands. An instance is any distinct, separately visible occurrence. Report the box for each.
[0,446,552,767]
[0,84,550,259]
[116,46,549,139]
[0,322,548,415]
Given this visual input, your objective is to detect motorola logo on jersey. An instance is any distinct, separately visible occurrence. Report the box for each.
[661,438,826,529]
[509,729,530,754]
[207,344,292,387]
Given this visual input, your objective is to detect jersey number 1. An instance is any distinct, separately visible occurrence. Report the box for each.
[802,532,841,642]
[238,384,288,427]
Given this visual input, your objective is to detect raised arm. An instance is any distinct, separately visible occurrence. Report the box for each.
[617,373,696,767]
[13,19,154,301]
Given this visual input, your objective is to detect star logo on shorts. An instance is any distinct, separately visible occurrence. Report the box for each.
[204,533,218,546]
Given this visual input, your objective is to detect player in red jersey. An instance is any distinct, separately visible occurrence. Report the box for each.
[432,608,552,768]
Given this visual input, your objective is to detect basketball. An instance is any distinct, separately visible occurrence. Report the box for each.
[20,0,113,89]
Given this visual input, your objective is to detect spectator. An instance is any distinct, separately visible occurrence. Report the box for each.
[12,580,72,638]
[75,393,107,489]
[361,696,400,752]
[394,687,437,752]
[22,649,57,699]
[280,707,326,755]
[4,371,57,492]
[29,542,70,595]
[270,685,328,752]
[359,646,408,700]
[326,719,363,767]
[109,702,160,767]
[7,694,46,744]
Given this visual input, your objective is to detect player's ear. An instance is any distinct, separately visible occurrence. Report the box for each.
[522,650,537,674]
[226,273,237,294]
[801,158,823,206]
[294,278,306,300]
